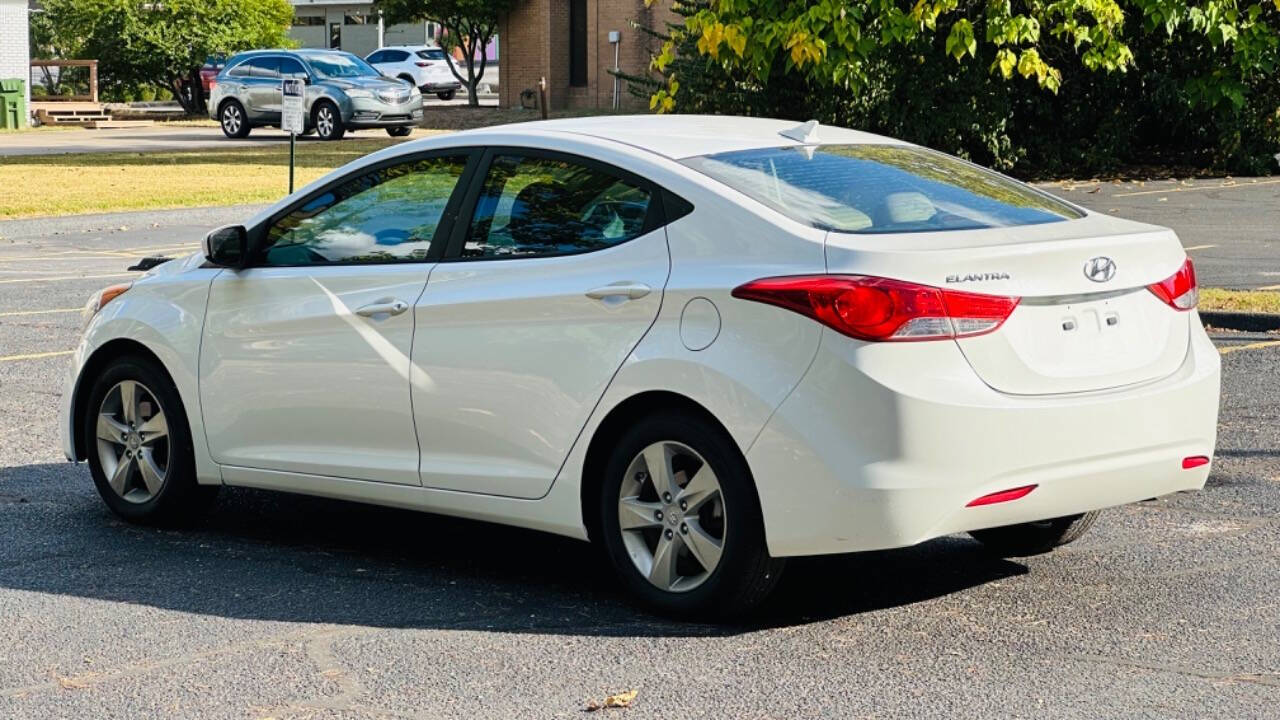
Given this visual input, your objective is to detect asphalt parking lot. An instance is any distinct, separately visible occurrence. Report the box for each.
[1,208,1278,718]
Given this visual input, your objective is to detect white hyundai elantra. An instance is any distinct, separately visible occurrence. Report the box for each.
[61,115,1220,617]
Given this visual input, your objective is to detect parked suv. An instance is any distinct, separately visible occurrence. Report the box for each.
[366,45,463,101]
[208,49,424,140]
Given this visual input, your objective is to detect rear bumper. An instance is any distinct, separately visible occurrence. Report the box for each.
[747,315,1221,557]
[419,81,462,93]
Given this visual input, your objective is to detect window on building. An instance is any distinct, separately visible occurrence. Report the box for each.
[569,0,587,87]
[292,14,324,27]
[344,12,370,25]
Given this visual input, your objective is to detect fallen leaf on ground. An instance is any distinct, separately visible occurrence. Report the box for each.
[586,689,638,711]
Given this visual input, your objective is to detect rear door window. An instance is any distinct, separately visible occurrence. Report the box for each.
[461,154,654,259]
[682,145,1082,234]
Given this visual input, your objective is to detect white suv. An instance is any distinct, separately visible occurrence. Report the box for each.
[366,45,463,101]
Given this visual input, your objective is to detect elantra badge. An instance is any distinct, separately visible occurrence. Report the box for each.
[1083,256,1116,283]
[946,272,1011,283]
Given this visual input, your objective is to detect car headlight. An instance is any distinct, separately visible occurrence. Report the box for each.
[346,88,373,99]
[83,283,132,325]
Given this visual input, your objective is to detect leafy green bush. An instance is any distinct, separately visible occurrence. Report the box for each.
[640,0,1280,176]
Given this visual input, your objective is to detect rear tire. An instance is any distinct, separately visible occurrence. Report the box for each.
[219,100,250,139]
[969,511,1100,557]
[83,354,219,526]
[312,101,345,141]
[437,90,456,101]
[386,126,412,138]
[597,411,785,620]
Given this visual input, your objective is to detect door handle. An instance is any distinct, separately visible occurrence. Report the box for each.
[585,282,651,301]
[355,298,409,318]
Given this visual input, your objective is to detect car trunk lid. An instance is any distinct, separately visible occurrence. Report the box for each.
[824,214,1192,395]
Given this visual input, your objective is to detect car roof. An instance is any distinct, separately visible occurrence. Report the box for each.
[468,114,901,160]
[374,45,439,51]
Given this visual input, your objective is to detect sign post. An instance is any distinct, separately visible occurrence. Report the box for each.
[281,78,306,194]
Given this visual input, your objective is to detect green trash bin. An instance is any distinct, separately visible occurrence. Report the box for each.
[0,79,27,130]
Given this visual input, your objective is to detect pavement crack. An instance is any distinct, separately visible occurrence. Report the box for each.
[1069,653,1280,687]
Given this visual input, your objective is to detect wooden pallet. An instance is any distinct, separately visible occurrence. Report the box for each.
[33,102,153,128]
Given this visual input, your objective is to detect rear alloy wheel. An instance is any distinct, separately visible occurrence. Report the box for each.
[313,101,345,141]
[219,101,250,138]
[386,126,413,138]
[437,90,456,101]
[599,412,784,619]
[84,355,218,525]
[970,511,1100,557]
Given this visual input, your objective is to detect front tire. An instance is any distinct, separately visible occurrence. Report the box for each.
[385,126,412,138]
[83,354,218,525]
[219,100,250,139]
[598,411,785,619]
[312,101,345,141]
[969,511,1100,557]
[437,90,456,101]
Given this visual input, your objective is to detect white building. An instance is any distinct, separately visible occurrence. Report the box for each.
[0,0,31,123]
[288,0,440,58]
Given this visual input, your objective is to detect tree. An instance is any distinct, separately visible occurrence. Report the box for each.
[375,0,517,107]
[37,0,294,114]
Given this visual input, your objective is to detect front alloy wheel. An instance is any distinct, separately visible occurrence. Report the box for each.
[618,441,726,593]
[96,379,170,503]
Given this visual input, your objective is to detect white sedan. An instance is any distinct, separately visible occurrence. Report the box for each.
[61,116,1220,618]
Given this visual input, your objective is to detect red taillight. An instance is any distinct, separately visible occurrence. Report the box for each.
[1182,455,1210,469]
[731,275,1020,342]
[416,61,431,67]
[1147,257,1198,311]
[966,484,1037,507]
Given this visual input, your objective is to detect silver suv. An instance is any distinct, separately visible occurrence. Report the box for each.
[208,49,424,141]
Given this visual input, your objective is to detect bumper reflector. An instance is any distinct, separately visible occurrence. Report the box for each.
[966,484,1037,507]
[1182,455,1210,469]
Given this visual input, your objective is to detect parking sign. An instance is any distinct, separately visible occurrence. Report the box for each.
[281,79,305,135]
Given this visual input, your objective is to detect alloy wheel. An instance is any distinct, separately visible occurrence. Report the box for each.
[317,106,334,137]
[618,441,727,592]
[95,379,170,504]
[222,105,241,135]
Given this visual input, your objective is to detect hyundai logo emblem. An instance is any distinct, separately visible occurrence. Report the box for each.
[1083,256,1117,283]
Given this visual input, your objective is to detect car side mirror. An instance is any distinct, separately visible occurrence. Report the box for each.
[202,225,248,268]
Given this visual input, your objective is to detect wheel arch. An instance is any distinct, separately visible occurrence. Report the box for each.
[578,390,760,543]
[71,338,173,462]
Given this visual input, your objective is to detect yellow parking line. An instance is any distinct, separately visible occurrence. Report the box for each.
[1219,340,1280,355]
[0,272,131,285]
[1114,178,1280,198]
[0,307,80,317]
[0,349,73,363]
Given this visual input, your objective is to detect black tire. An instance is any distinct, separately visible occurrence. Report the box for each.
[218,100,250,139]
[386,126,413,138]
[597,411,785,620]
[312,100,346,141]
[83,354,219,525]
[437,90,456,101]
[969,511,1100,557]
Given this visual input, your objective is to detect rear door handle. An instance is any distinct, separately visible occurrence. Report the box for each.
[355,298,409,318]
[585,282,651,301]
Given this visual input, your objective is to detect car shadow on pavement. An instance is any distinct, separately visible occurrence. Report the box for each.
[1,463,1026,637]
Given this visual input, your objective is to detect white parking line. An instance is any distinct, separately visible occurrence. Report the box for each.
[1113,178,1280,198]
[1183,244,1217,251]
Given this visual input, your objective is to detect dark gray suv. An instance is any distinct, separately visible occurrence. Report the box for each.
[208,49,424,140]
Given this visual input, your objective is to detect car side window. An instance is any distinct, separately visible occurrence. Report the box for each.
[387,50,410,62]
[278,57,308,80]
[463,154,653,259]
[249,58,280,79]
[260,155,469,266]
[227,61,252,78]
[367,51,386,63]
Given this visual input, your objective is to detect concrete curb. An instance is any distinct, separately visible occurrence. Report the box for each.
[1200,310,1280,333]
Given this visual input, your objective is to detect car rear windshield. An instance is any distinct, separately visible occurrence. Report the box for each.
[681,144,1082,234]
[417,49,447,61]
[307,53,379,79]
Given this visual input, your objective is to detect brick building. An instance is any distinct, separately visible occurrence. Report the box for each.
[499,0,676,110]
[0,0,31,122]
